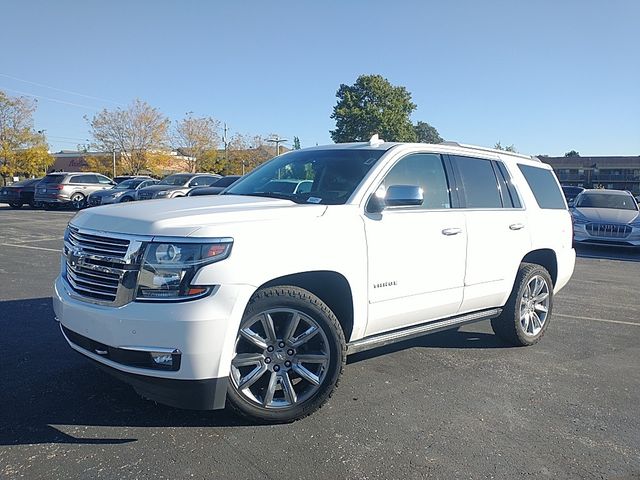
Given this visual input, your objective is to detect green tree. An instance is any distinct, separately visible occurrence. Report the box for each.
[494,141,517,152]
[0,91,53,183]
[414,121,443,143]
[293,136,301,150]
[564,150,580,157]
[86,99,169,175]
[330,74,417,143]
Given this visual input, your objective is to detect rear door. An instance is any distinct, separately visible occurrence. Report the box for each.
[449,155,531,312]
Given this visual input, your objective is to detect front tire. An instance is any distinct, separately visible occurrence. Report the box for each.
[227,286,346,424]
[491,263,553,346]
[9,202,22,209]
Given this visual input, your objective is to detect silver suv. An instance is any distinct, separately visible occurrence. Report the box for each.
[35,172,115,210]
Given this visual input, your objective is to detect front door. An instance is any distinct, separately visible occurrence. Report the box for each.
[363,153,467,336]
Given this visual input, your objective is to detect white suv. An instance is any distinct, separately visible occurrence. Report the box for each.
[54,138,575,423]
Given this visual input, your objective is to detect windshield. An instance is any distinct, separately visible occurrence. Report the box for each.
[576,193,638,211]
[159,174,191,186]
[224,149,386,204]
[115,179,143,189]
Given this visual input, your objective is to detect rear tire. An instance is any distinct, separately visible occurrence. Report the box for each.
[227,286,346,424]
[491,263,553,347]
[70,193,86,210]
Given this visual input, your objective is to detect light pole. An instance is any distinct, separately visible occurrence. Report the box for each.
[267,135,288,156]
[112,147,117,179]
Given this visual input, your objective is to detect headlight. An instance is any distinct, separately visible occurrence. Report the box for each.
[136,240,233,301]
[111,190,126,198]
[572,216,589,225]
[155,191,169,197]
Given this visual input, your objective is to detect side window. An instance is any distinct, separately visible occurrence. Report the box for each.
[200,176,218,186]
[381,153,451,209]
[495,162,522,208]
[518,164,566,209]
[451,156,502,208]
[69,175,94,184]
[96,175,112,184]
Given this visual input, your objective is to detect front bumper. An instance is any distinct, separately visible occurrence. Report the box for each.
[54,274,255,409]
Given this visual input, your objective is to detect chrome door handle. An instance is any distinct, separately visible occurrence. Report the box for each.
[442,227,462,236]
[509,223,525,230]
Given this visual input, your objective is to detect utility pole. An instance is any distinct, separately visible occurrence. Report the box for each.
[223,123,228,165]
[112,147,117,179]
[267,135,288,156]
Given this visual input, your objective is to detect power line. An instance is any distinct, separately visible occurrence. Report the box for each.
[0,86,99,110]
[0,72,124,106]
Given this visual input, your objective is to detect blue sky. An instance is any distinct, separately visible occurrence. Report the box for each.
[2,0,639,156]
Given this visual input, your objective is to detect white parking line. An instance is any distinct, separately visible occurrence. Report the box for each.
[14,236,63,244]
[0,243,60,253]
[556,313,640,327]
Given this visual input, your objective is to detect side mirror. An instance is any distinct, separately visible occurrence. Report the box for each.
[385,185,424,207]
[367,185,423,213]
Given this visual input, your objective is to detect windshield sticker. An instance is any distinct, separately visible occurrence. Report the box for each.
[307,197,322,204]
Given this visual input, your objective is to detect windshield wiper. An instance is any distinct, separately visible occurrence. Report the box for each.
[223,192,303,203]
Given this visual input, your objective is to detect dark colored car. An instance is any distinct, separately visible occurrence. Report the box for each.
[0,178,43,208]
[561,185,585,206]
[136,173,221,200]
[187,175,242,197]
[87,177,159,206]
[34,172,116,210]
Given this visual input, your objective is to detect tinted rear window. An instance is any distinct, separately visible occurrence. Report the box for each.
[41,175,65,184]
[518,164,566,209]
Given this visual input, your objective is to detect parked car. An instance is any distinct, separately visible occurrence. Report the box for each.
[87,178,159,207]
[113,175,152,184]
[35,172,115,210]
[570,189,640,247]
[136,173,220,200]
[561,185,585,206]
[187,175,242,197]
[55,138,575,424]
[0,178,43,208]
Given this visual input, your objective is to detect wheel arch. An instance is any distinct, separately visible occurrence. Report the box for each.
[258,270,355,342]
[521,249,558,286]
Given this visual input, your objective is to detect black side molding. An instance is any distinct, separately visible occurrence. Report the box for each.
[347,308,502,354]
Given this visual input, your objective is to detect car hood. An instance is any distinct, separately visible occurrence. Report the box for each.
[137,184,188,193]
[574,207,639,224]
[70,195,328,236]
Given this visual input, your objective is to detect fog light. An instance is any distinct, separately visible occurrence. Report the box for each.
[150,352,173,367]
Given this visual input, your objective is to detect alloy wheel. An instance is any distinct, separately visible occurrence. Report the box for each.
[230,308,330,409]
[519,275,550,336]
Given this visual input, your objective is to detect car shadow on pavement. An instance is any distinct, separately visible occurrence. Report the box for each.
[0,297,255,447]
[1,297,510,446]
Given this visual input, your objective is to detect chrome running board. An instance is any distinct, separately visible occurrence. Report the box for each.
[347,308,502,354]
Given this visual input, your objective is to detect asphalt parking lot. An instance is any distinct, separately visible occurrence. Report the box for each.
[1,206,639,479]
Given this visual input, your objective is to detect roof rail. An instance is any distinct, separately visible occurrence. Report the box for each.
[440,141,538,161]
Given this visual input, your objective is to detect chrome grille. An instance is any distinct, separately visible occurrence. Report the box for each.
[586,223,631,238]
[66,262,122,302]
[67,226,130,258]
[63,226,144,305]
